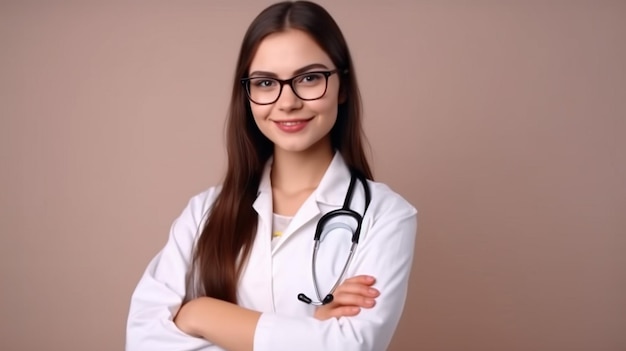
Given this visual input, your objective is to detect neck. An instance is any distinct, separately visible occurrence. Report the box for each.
[271,142,334,194]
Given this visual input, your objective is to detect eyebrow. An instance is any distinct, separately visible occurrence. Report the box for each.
[248,63,330,78]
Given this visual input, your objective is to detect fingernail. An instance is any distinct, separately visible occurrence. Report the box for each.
[369,288,379,295]
[365,299,375,306]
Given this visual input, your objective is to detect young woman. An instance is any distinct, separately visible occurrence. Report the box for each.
[126,1,417,350]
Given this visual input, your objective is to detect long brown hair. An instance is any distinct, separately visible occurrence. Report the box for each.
[186,0,373,303]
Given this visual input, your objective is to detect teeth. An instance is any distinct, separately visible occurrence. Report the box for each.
[281,121,302,126]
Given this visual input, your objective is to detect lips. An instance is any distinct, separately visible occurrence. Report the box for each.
[273,117,314,124]
[273,117,314,133]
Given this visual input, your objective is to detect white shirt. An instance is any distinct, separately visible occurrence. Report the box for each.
[126,152,418,351]
[271,213,292,250]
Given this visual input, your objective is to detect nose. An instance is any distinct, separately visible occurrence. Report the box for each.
[277,82,302,111]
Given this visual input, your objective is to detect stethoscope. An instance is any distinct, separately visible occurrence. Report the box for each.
[297,171,371,306]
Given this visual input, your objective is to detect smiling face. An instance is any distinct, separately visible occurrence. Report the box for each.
[247,29,341,155]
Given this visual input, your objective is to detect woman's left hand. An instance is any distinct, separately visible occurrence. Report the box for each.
[314,275,380,321]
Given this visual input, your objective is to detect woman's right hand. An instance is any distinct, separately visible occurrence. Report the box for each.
[313,275,380,321]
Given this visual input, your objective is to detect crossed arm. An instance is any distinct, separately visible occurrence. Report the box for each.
[127,188,417,351]
[173,275,380,351]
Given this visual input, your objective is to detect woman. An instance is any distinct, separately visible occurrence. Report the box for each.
[126,1,417,350]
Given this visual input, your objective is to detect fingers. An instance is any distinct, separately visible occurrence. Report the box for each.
[328,276,380,309]
[330,290,377,309]
[313,275,380,321]
[342,275,376,286]
[334,279,380,299]
[314,288,376,320]
[319,306,361,320]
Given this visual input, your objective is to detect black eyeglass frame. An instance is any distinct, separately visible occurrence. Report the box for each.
[240,69,346,105]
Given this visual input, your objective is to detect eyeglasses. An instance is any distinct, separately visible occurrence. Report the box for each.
[241,70,339,105]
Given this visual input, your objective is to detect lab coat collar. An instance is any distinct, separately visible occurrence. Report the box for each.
[255,151,352,207]
[252,151,352,250]
[312,152,353,206]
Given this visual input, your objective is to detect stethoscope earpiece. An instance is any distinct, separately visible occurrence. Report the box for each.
[297,293,334,305]
[322,294,334,305]
[297,293,312,304]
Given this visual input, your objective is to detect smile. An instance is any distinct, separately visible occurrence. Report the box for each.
[274,117,314,124]
[280,121,305,127]
[273,117,314,133]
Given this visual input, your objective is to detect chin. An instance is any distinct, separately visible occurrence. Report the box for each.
[275,144,312,153]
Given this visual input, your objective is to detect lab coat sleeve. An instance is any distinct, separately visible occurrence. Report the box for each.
[253,188,418,351]
[126,189,222,351]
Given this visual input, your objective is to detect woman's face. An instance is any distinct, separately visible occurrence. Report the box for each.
[247,29,340,155]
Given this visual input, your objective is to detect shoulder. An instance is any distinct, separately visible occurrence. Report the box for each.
[172,185,224,235]
[182,184,223,219]
[354,180,417,252]
[365,179,417,222]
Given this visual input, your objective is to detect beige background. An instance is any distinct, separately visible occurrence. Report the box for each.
[1,1,625,350]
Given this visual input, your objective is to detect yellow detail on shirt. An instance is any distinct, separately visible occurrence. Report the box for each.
[272,231,283,238]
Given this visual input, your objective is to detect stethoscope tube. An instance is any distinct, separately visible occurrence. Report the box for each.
[297,171,371,306]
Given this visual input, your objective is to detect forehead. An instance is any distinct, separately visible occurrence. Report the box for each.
[248,29,334,77]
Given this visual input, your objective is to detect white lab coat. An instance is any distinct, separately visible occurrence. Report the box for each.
[126,152,417,351]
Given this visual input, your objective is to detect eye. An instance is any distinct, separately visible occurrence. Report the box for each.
[296,73,324,85]
[251,78,277,88]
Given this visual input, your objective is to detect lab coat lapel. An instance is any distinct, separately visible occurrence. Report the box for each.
[253,161,274,243]
[279,195,321,243]
[272,152,352,252]
[314,152,353,208]
[239,161,274,311]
